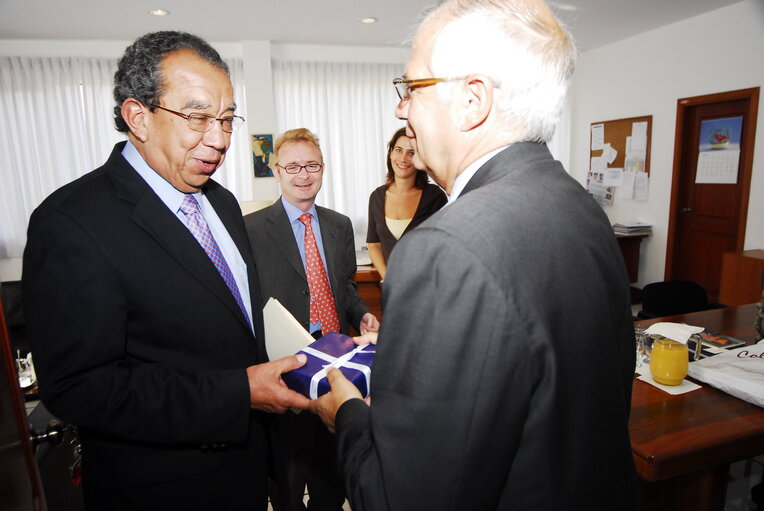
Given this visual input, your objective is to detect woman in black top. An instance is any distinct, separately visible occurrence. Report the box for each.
[366,127,447,281]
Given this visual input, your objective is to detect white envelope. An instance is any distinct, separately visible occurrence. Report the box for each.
[263,297,314,360]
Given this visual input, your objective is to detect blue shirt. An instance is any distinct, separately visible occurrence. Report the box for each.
[280,196,333,335]
[122,141,254,332]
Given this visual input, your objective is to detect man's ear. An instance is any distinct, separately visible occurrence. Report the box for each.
[460,74,494,132]
[121,99,149,142]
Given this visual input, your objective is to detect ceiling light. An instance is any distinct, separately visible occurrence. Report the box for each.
[148,8,169,16]
[359,17,378,24]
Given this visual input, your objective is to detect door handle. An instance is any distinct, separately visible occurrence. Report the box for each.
[681,207,692,214]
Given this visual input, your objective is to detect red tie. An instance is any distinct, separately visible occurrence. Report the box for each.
[298,213,340,335]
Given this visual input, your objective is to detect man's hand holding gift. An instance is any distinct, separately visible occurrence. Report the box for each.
[309,332,377,432]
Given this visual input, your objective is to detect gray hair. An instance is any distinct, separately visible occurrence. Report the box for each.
[113,31,229,133]
[424,0,576,142]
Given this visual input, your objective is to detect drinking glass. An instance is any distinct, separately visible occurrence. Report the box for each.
[649,337,688,386]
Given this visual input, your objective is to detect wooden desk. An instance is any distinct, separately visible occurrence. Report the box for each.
[632,304,764,510]
[354,266,382,321]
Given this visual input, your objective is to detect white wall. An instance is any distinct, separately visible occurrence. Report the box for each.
[0,38,407,280]
[3,2,762,285]
[0,39,407,205]
[569,0,764,288]
[241,42,408,201]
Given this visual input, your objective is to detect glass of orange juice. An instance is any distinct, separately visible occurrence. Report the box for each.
[649,338,688,386]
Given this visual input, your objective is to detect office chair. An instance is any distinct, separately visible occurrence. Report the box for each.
[637,280,726,319]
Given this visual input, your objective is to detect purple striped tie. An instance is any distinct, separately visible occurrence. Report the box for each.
[180,194,252,330]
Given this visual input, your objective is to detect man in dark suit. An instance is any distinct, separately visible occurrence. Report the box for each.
[23,31,309,510]
[245,128,378,510]
[310,0,638,510]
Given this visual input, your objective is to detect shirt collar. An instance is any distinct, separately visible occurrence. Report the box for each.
[281,196,318,225]
[122,140,197,212]
[447,144,510,204]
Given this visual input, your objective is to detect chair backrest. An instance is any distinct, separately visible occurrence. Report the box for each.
[639,280,710,318]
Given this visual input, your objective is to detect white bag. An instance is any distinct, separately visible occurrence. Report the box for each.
[688,340,764,408]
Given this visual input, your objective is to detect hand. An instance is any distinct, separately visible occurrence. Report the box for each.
[309,368,365,433]
[246,354,311,413]
[359,313,380,334]
[353,331,378,346]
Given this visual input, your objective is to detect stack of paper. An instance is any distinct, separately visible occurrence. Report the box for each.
[613,221,653,236]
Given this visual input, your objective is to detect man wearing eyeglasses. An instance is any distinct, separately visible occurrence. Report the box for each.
[310,0,638,509]
[244,128,378,511]
[23,31,309,510]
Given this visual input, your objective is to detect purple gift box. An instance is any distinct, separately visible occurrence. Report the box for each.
[282,332,375,399]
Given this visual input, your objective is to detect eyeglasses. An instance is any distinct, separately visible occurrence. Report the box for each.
[392,76,467,101]
[148,104,245,133]
[275,163,324,174]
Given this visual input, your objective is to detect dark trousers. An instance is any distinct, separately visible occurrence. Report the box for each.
[269,410,345,511]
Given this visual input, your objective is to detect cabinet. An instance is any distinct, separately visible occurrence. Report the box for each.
[719,250,764,306]
[355,266,382,321]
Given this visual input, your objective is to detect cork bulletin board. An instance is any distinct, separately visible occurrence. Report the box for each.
[590,115,652,175]
[587,115,652,205]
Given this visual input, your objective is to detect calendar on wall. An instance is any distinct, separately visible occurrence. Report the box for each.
[695,116,743,184]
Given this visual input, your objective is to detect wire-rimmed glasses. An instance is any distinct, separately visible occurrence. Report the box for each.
[275,163,324,174]
[148,103,244,133]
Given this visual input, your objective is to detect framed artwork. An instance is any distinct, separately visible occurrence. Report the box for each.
[252,134,274,177]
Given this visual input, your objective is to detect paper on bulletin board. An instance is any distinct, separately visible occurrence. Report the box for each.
[632,121,648,140]
[586,171,614,206]
[619,170,635,199]
[634,172,649,201]
[591,155,607,172]
[603,168,623,187]
[591,123,605,150]
[603,143,618,164]
[626,135,647,162]
[624,156,644,173]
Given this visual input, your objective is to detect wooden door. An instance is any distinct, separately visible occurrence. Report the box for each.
[665,88,759,302]
[0,298,47,511]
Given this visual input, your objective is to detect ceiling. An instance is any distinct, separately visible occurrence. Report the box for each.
[0,0,744,52]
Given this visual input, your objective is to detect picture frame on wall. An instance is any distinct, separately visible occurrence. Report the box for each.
[252,134,274,177]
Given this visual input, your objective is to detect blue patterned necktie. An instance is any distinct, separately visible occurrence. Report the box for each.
[180,194,252,330]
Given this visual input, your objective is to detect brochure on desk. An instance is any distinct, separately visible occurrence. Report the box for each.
[262,297,314,360]
[698,329,746,350]
[689,340,764,408]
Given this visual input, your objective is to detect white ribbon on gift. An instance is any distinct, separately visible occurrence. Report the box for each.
[302,343,374,399]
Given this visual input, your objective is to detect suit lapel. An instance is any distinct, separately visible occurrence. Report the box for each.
[265,202,307,280]
[316,207,340,290]
[106,148,252,334]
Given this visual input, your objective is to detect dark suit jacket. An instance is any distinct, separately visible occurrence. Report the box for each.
[335,143,637,510]
[23,142,270,510]
[244,200,368,335]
